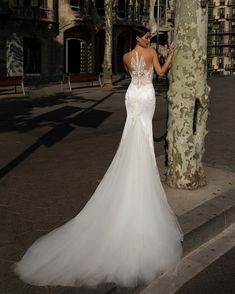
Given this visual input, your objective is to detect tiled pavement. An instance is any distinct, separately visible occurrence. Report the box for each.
[0,76,234,293]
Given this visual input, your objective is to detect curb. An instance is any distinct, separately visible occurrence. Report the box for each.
[180,187,235,256]
[139,187,235,294]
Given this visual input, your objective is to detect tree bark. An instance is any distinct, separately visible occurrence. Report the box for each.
[148,0,157,34]
[166,0,210,189]
[102,0,113,87]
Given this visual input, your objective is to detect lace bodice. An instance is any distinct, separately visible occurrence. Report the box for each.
[130,52,153,87]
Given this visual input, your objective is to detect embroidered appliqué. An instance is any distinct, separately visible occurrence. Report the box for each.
[130,52,153,87]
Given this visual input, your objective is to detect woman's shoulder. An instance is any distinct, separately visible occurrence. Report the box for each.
[123,51,129,61]
[123,50,132,58]
[147,47,157,55]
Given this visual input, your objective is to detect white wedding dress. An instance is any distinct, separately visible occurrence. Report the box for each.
[14,52,183,288]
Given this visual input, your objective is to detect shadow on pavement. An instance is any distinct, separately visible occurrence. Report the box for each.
[0,92,114,179]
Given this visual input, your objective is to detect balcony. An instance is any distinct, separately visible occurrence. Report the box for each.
[209,38,235,46]
[208,28,225,34]
[207,51,224,57]
[225,64,235,69]
[208,1,215,7]
[11,6,56,23]
[208,27,235,34]
[226,13,235,20]
[227,0,235,6]
[228,27,235,33]
[224,51,235,57]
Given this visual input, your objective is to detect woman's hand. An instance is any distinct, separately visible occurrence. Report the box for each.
[169,42,176,56]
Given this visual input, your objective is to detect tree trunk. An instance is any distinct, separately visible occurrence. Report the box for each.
[148,0,157,34]
[166,0,210,189]
[102,0,113,87]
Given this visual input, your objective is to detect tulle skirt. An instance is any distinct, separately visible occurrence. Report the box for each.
[14,83,183,288]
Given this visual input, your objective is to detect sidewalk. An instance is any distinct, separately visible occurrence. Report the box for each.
[0,76,234,293]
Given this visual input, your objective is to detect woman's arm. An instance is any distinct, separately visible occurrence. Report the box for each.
[152,42,176,77]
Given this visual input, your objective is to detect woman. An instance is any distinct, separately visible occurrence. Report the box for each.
[14,32,183,288]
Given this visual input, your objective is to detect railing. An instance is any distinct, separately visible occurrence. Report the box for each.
[208,28,224,33]
[224,51,235,57]
[11,6,56,22]
[226,13,235,19]
[207,51,218,57]
[228,28,235,33]
[213,39,225,45]
[209,27,235,33]
[210,39,235,45]
[225,64,235,69]
[207,64,215,70]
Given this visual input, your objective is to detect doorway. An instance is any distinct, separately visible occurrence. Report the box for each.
[23,37,41,75]
[66,38,81,73]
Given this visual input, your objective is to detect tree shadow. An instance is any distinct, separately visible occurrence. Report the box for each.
[0,92,114,179]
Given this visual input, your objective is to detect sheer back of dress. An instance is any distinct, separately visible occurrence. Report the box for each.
[130,52,153,87]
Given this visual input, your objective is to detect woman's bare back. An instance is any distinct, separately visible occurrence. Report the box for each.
[123,41,175,77]
[123,47,155,74]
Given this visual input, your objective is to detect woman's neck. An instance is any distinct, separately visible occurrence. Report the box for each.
[135,44,145,50]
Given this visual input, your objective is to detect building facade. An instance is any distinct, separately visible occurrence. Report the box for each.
[208,0,235,75]
[0,0,58,78]
[0,0,173,79]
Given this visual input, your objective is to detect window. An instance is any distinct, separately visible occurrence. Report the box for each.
[218,57,223,68]
[232,7,235,16]
[208,8,213,19]
[216,47,223,56]
[207,58,212,67]
[219,21,224,31]
[117,0,126,19]
[219,7,225,18]
[70,0,84,12]
[23,37,41,74]
[216,35,223,44]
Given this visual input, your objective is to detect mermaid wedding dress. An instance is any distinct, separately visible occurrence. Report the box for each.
[14,52,183,288]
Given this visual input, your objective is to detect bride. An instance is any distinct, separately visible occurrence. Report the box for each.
[14,32,183,288]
